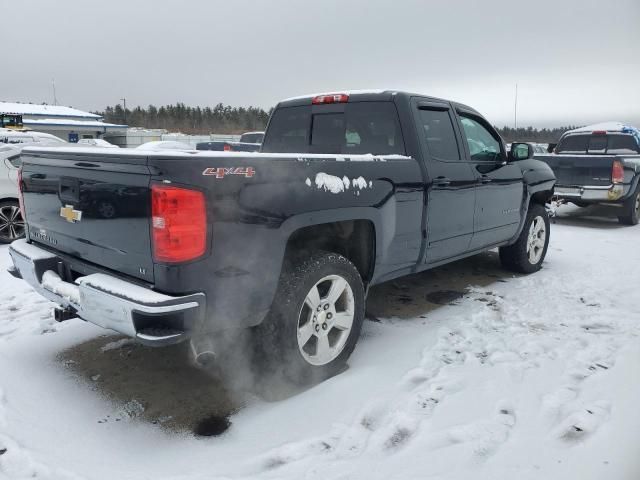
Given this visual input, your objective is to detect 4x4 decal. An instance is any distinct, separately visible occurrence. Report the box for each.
[203,167,255,179]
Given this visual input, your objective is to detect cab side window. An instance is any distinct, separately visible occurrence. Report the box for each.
[459,115,502,162]
[418,108,461,161]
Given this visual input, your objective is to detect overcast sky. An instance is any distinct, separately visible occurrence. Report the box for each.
[2,0,639,128]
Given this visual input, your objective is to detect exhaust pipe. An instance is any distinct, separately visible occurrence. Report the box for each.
[190,336,216,367]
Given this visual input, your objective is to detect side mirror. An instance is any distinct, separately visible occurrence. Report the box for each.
[509,142,534,161]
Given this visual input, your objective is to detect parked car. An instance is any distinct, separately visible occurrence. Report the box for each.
[196,131,263,153]
[0,144,24,243]
[239,131,264,144]
[0,129,67,146]
[9,90,555,385]
[536,122,640,225]
[77,138,119,148]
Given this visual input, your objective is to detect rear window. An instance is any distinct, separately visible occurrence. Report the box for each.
[556,135,589,153]
[262,102,405,155]
[556,133,640,154]
[607,135,640,154]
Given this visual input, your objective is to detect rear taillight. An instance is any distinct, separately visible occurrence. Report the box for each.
[151,184,207,263]
[17,167,26,219]
[223,144,232,152]
[612,160,624,184]
[312,93,349,105]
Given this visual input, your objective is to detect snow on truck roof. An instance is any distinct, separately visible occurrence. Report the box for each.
[567,122,640,135]
[0,101,101,119]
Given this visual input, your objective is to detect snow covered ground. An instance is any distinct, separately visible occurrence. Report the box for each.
[1,205,639,480]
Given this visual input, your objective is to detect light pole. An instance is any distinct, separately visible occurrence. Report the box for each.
[514,84,518,131]
[120,98,127,125]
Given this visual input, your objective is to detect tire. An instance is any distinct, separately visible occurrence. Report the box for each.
[0,200,25,244]
[253,251,365,386]
[499,203,550,274]
[618,188,639,226]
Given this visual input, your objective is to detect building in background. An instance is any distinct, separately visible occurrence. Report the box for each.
[104,128,240,148]
[0,102,127,142]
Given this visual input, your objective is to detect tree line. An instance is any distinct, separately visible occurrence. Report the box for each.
[99,103,271,135]
[496,125,578,143]
[98,102,576,142]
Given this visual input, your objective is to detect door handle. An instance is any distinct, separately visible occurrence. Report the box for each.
[479,175,492,184]
[433,176,451,187]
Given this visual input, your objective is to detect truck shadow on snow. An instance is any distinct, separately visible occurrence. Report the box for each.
[552,204,628,230]
[57,250,512,436]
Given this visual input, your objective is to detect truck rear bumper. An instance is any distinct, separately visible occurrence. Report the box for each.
[554,184,626,203]
[8,239,205,346]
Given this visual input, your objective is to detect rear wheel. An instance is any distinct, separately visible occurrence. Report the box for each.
[0,200,25,244]
[618,189,639,225]
[499,203,550,273]
[253,251,365,386]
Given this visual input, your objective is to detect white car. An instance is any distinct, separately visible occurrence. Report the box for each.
[0,129,66,146]
[0,144,24,243]
[77,138,119,148]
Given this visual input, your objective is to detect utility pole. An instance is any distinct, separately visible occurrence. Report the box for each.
[120,97,127,125]
[514,83,518,131]
[52,79,58,106]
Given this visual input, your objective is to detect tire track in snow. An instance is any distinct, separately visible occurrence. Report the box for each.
[250,263,640,477]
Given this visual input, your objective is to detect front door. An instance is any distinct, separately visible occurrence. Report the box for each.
[414,101,477,263]
[456,113,523,249]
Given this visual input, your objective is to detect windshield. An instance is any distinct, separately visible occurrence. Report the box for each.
[262,101,406,155]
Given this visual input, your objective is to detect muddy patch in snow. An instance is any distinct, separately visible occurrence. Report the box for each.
[366,250,510,319]
[425,289,466,305]
[57,335,238,433]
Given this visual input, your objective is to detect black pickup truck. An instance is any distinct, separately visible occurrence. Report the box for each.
[9,91,555,384]
[538,123,640,225]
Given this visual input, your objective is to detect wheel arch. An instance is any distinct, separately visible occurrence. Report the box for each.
[281,210,380,285]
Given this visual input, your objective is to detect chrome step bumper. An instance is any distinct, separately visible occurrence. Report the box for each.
[8,239,205,346]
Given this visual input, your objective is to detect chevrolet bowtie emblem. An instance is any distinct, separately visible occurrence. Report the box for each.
[60,205,82,223]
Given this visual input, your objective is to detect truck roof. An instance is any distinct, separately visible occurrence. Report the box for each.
[565,122,640,135]
[277,89,480,115]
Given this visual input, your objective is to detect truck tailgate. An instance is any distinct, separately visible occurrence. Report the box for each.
[537,154,614,186]
[20,148,154,283]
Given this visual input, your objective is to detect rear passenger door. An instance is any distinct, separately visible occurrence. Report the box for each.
[414,100,477,263]
[456,112,523,249]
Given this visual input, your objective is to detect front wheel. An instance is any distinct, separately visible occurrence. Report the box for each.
[499,203,550,274]
[253,251,365,386]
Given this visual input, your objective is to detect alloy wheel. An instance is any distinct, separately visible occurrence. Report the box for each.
[526,215,546,264]
[297,274,355,366]
[0,204,25,242]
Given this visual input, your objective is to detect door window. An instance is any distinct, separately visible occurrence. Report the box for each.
[459,116,502,162]
[418,108,461,161]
